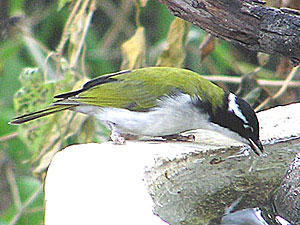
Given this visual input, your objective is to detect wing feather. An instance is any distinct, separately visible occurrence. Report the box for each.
[71,67,225,112]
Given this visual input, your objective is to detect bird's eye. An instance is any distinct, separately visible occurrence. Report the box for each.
[243,124,254,132]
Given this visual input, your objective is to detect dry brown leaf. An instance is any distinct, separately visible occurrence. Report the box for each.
[33,141,62,176]
[121,26,146,70]
[199,34,215,65]
[276,58,292,78]
[156,18,190,68]
[257,52,270,67]
[69,0,96,68]
[138,0,148,7]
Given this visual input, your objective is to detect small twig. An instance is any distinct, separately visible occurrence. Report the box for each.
[0,132,18,142]
[0,125,39,143]
[273,66,299,99]
[202,75,300,87]
[255,66,299,111]
[100,0,135,48]
[56,0,82,54]
[6,165,22,210]
[254,97,270,112]
[24,206,45,213]
[9,183,44,225]
[21,29,57,79]
[44,51,56,79]
[135,1,141,28]
[81,44,87,78]
[71,0,96,68]
[253,66,263,74]
[21,30,53,56]
[31,113,77,164]
[54,0,83,79]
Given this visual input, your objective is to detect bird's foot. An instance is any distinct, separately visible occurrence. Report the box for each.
[162,134,195,142]
[108,122,126,144]
[110,131,126,144]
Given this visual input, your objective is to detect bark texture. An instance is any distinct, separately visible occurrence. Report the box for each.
[274,152,300,224]
[157,0,300,65]
[145,103,300,224]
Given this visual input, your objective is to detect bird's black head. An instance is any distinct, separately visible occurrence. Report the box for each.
[211,93,263,155]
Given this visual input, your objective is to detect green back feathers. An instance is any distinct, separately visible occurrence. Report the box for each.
[75,67,225,111]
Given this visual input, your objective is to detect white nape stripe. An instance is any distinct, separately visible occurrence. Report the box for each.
[228,93,248,124]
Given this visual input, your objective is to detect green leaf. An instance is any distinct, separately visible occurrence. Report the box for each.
[0,177,44,225]
[121,27,146,70]
[9,0,25,16]
[57,0,72,11]
[13,67,100,169]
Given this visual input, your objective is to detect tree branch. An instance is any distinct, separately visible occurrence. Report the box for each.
[157,0,300,65]
[255,65,299,111]
[9,183,43,225]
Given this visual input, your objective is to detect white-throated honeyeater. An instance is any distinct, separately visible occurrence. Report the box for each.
[10,67,264,155]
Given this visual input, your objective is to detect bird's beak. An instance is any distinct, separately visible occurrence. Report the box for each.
[248,138,264,156]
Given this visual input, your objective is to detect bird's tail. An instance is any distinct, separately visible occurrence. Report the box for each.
[9,105,75,125]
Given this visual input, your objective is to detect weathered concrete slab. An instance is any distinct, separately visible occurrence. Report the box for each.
[45,103,300,225]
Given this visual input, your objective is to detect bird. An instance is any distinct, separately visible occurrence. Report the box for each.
[10,67,263,155]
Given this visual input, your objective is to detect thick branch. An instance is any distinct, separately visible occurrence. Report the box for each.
[157,0,300,65]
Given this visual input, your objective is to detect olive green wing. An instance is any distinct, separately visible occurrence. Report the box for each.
[68,67,224,112]
[10,67,225,124]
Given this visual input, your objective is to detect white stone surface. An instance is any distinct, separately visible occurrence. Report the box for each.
[257,103,300,143]
[45,142,169,225]
[44,103,300,224]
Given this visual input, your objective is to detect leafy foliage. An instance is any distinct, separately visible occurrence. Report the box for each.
[13,67,99,168]
[121,26,146,69]
[156,18,190,67]
[1,0,300,224]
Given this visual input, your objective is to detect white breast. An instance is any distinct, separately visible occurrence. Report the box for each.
[74,93,211,137]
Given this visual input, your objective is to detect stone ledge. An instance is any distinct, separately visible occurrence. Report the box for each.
[44,103,300,225]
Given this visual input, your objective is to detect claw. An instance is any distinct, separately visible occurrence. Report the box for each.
[110,132,126,144]
[108,122,126,145]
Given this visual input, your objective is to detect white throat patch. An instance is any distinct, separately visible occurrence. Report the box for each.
[228,93,248,124]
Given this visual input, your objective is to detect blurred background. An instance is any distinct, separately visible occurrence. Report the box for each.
[1,0,300,224]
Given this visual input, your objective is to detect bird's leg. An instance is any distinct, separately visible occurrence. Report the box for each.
[162,134,195,142]
[107,122,126,144]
